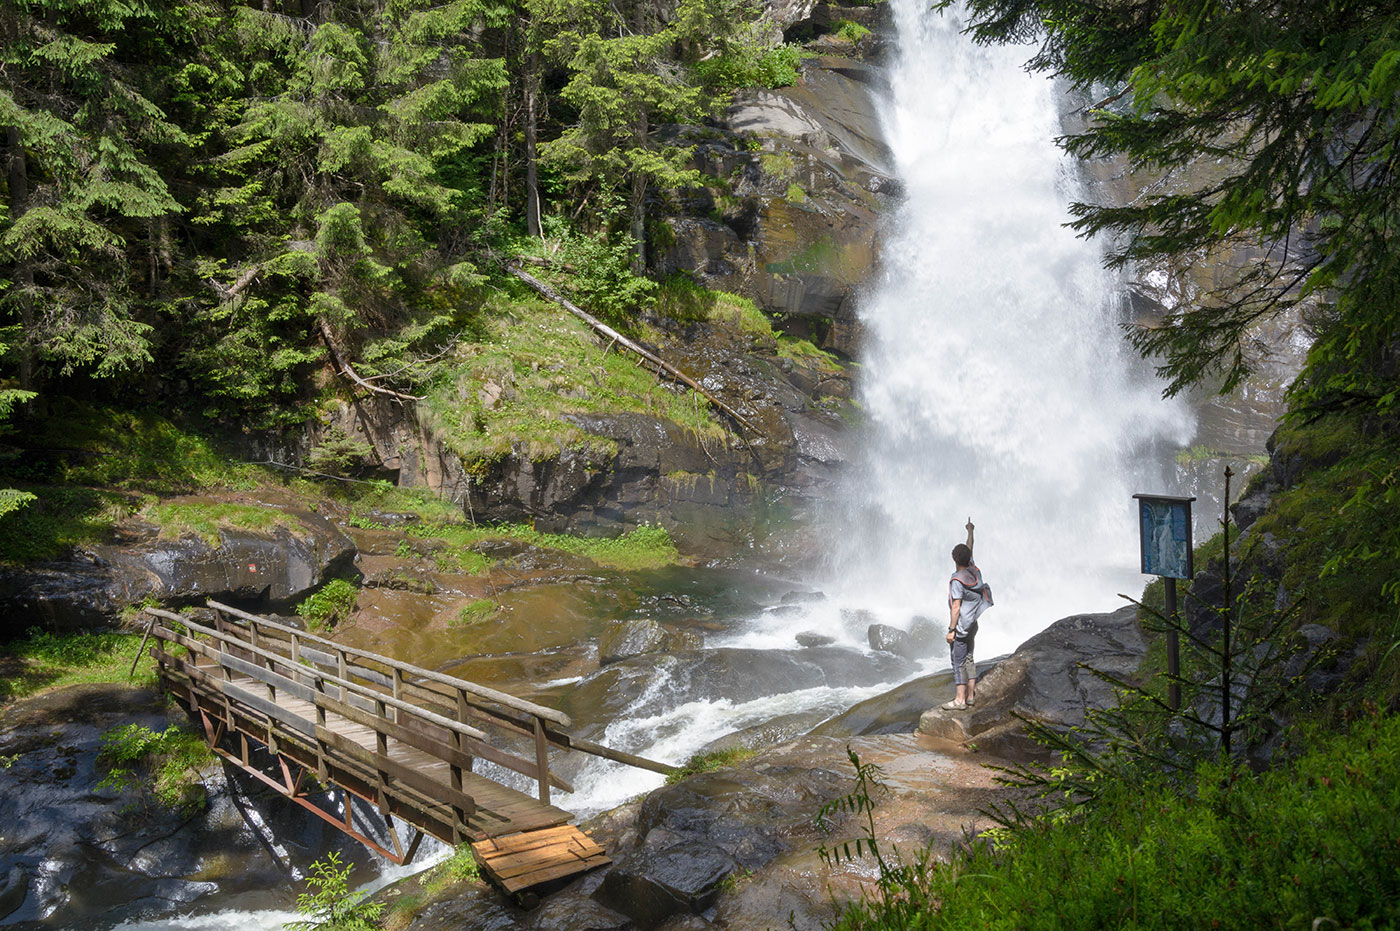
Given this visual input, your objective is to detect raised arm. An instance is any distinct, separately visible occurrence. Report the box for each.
[965,517,974,553]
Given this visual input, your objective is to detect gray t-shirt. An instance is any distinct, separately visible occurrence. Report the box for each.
[949,565,992,637]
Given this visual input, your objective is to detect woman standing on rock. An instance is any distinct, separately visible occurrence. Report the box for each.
[943,518,992,710]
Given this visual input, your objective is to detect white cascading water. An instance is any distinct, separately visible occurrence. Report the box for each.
[817,0,1193,656]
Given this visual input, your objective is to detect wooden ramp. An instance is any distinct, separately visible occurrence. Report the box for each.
[472,825,611,896]
[139,600,675,889]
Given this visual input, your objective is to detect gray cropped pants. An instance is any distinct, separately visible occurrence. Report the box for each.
[951,635,975,686]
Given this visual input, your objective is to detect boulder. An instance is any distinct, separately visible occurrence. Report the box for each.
[795,630,835,647]
[0,509,356,632]
[599,619,669,664]
[916,606,1147,754]
[867,622,921,659]
[594,843,736,928]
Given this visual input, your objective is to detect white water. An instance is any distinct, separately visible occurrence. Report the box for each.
[813,0,1192,656]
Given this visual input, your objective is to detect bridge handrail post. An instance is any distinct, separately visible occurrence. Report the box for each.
[392,668,402,724]
[534,715,551,806]
[249,622,275,702]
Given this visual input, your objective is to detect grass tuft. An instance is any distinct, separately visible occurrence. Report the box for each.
[666,746,756,783]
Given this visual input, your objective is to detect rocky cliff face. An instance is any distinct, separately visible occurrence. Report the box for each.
[657,5,895,358]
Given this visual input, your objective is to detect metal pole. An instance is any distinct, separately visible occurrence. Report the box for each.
[1165,577,1180,711]
[128,612,157,679]
[1221,466,1234,757]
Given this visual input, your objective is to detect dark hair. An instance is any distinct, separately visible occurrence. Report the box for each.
[951,543,972,567]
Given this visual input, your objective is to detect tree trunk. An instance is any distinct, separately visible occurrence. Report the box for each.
[629,113,648,275]
[524,49,543,237]
[6,126,34,391]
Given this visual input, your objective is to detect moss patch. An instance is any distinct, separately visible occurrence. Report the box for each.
[666,746,756,783]
[418,297,725,469]
[144,501,288,546]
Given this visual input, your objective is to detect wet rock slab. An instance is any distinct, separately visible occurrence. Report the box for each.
[917,605,1147,756]
[0,684,374,928]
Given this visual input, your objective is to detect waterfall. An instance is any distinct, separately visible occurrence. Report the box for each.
[827,0,1194,655]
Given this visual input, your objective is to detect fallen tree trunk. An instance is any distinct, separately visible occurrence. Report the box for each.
[317,318,424,402]
[507,264,756,434]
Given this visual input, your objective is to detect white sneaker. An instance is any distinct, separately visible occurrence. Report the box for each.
[941,699,967,710]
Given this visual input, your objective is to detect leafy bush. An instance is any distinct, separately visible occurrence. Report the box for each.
[537,213,656,324]
[296,579,360,631]
[695,42,806,91]
[97,722,212,814]
[833,20,871,42]
[287,852,382,931]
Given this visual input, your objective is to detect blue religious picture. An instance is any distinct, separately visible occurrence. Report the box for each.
[1138,498,1192,579]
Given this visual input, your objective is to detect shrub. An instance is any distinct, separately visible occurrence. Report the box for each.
[287,852,382,931]
[97,723,212,815]
[833,20,871,42]
[296,579,360,631]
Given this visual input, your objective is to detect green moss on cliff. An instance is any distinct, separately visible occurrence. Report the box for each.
[418,298,724,469]
[145,501,288,546]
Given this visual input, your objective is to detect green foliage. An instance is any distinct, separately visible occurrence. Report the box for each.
[655,277,842,372]
[833,20,871,42]
[418,297,723,467]
[307,429,377,478]
[0,628,155,702]
[97,722,212,815]
[421,845,481,894]
[287,852,383,931]
[400,518,679,571]
[1,0,192,379]
[950,0,1400,418]
[534,214,658,323]
[451,598,497,628]
[3,403,261,494]
[296,579,360,631]
[694,40,807,91]
[825,713,1400,930]
[666,745,756,783]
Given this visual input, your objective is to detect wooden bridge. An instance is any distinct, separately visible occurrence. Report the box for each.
[138,600,672,893]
